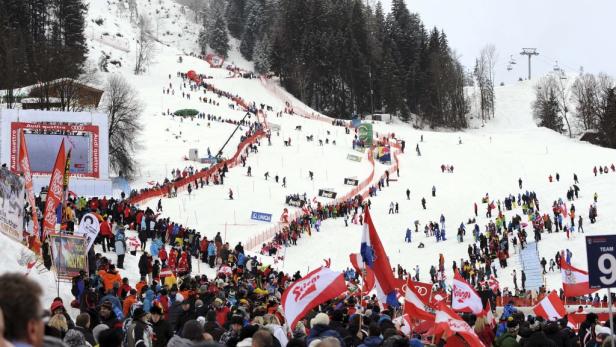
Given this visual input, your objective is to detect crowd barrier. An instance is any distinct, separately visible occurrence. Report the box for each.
[245,136,401,251]
[496,295,616,309]
[129,130,265,206]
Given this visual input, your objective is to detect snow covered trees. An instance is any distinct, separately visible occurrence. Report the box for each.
[474,45,497,123]
[134,16,156,75]
[239,0,264,60]
[264,0,467,127]
[104,75,143,178]
[533,76,564,133]
[201,1,230,57]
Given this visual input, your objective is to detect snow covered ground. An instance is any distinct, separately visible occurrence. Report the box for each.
[2,0,616,307]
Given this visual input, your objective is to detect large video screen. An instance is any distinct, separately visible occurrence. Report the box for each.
[25,133,92,174]
[10,122,100,178]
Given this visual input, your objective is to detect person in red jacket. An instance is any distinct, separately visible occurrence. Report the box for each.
[214,298,230,326]
[99,218,113,252]
[158,247,168,267]
[177,252,189,276]
[200,238,208,262]
[168,248,178,270]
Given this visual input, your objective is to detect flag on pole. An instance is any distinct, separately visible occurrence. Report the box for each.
[349,253,375,292]
[359,208,400,307]
[42,140,66,241]
[533,290,567,321]
[281,266,347,330]
[561,259,598,297]
[18,130,39,237]
[403,279,435,321]
[434,301,485,347]
[451,270,483,314]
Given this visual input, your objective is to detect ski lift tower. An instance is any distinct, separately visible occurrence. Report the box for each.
[520,48,539,80]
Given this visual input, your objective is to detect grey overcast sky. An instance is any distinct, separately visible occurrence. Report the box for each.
[380,0,616,84]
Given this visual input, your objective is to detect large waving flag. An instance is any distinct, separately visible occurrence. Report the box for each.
[281,266,347,329]
[349,253,375,292]
[561,259,598,297]
[434,301,484,347]
[533,290,566,320]
[452,270,483,314]
[360,209,400,307]
[403,279,435,321]
[18,130,39,237]
[42,140,67,241]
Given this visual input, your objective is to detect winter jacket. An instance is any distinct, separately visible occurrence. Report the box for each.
[495,332,520,347]
[207,243,216,257]
[167,301,184,333]
[175,309,196,335]
[143,290,155,313]
[115,230,126,255]
[151,318,173,347]
[138,254,149,276]
[167,335,194,347]
[204,321,225,342]
[150,239,163,257]
[307,324,346,347]
[358,336,382,347]
[522,331,556,347]
[99,270,122,292]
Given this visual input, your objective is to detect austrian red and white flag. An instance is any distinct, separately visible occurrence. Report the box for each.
[561,260,598,297]
[281,266,347,329]
[403,279,435,321]
[434,301,485,347]
[349,253,375,292]
[452,270,483,314]
[18,130,39,237]
[533,290,567,321]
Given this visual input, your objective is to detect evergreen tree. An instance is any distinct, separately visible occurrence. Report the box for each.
[240,0,264,60]
[533,85,564,133]
[0,0,88,98]
[225,0,246,39]
[599,87,616,148]
[253,34,271,74]
[207,4,230,58]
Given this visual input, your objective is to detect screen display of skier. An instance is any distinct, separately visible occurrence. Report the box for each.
[25,132,92,174]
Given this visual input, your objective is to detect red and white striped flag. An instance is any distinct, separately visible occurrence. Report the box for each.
[281,266,347,329]
[434,301,485,347]
[561,260,598,297]
[533,290,566,320]
[452,270,483,314]
[403,279,435,321]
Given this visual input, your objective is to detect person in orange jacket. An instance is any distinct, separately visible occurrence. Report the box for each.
[122,289,138,317]
[99,265,122,292]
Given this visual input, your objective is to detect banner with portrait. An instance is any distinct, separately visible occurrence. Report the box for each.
[48,233,88,279]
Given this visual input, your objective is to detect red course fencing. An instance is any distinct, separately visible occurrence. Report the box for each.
[129,130,265,206]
